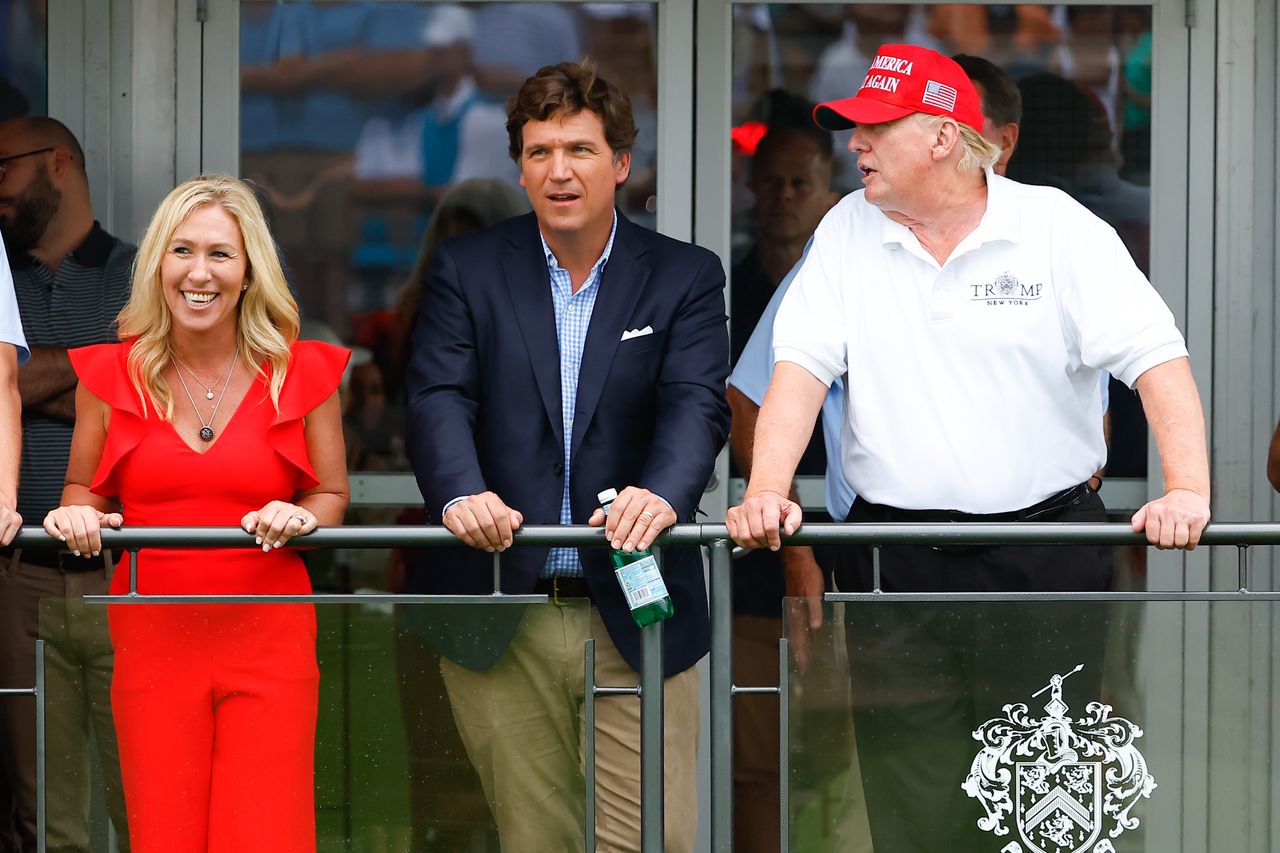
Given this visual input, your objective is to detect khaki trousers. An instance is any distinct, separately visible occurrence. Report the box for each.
[0,553,129,852]
[440,602,698,853]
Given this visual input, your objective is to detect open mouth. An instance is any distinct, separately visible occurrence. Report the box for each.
[548,192,579,203]
[859,165,877,179]
[182,291,217,307]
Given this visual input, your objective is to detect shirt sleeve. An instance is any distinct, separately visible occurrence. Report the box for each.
[771,210,849,387]
[727,241,811,405]
[1053,203,1188,388]
[0,244,29,365]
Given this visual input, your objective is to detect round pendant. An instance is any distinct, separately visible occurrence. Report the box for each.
[199,426,215,442]
[206,390,215,400]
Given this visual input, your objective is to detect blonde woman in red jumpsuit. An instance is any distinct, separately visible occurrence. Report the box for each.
[43,175,350,853]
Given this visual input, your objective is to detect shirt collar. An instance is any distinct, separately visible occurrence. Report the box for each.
[8,221,113,272]
[540,209,618,281]
[878,169,1019,250]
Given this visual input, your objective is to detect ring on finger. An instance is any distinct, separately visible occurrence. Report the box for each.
[291,514,309,526]
[639,510,655,520]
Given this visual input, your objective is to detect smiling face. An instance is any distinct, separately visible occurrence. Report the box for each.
[848,115,937,215]
[518,109,630,242]
[160,204,248,341]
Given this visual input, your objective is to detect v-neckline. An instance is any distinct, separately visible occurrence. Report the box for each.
[166,371,263,456]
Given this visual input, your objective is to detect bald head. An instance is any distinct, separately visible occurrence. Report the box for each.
[0,117,85,172]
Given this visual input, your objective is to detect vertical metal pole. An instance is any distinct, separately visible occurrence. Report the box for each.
[778,637,790,853]
[492,551,502,593]
[35,639,46,853]
[1237,545,1249,591]
[872,545,882,592]
[640,551,665,853]
[708,540,733,853]
[584,639,597,851]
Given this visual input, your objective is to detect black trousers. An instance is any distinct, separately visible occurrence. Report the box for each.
[835,489,1113,853]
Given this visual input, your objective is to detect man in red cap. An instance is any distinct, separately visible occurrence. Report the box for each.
[726,44,1208,850]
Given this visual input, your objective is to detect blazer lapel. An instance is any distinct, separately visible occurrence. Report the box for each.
[500,217,564,448]
[571,217,651,461]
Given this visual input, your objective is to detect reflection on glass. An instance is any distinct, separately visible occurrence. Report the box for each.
[0,0,48,118]
[239,2,660,467]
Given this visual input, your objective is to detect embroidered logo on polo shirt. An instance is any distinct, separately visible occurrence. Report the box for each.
[969,272,1045,306]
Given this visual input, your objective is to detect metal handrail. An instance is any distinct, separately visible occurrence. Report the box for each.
[13,521,1280,550]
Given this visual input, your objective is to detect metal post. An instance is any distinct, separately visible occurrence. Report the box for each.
[708,539,733,852]
[640,550,666,853]
[492,550,502,593]
[778,637,790,853]
[1237,544,1249,591]
[35,639,46,853]
[872,545,882,592]
[584,638,597,851]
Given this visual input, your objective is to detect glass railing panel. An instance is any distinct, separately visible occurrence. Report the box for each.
[785,597,1275,852]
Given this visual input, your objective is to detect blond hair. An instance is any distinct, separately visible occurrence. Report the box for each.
[917,114,1001,173]
[116,175,299,420]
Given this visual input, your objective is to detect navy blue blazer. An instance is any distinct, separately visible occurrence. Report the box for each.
[404,211,731,676]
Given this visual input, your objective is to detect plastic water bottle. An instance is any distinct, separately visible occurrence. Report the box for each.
[598,488,675,627]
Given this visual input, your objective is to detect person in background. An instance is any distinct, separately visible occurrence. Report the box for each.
[405,60,729,852]
[952,53,1021,175]
[0,116,132,853]
[725,113,839,852]
[43,175,349,852]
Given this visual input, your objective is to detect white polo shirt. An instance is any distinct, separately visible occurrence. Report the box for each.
[773,171,1186,513]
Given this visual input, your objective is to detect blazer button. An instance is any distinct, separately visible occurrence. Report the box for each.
[554,462,564,476]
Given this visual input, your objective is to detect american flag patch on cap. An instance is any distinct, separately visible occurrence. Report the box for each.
[922,80,958,112]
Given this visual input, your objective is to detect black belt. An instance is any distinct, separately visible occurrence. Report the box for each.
[858,482,1095,524]
[533,575,593,604]
[0,545,112,572]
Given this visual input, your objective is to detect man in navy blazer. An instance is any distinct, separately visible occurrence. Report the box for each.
[405,60,729,853]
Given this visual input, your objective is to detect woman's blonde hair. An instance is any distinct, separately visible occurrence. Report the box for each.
[918,113,1002,173]
[116,174,299,419]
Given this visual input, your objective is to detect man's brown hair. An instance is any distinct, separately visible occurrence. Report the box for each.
[506,59,638,163]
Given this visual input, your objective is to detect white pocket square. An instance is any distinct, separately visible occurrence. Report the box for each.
[620,325,654,341]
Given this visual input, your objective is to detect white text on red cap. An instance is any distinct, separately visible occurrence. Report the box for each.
[869,55,914,75]
[861,74,901,93]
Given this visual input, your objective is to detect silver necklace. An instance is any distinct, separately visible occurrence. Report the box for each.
[173,353,234,400]
[172,353,238,442]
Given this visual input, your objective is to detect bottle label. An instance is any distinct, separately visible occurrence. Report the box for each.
[614,555,669,610]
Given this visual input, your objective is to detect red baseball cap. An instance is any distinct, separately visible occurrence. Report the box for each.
[813,44,984,131]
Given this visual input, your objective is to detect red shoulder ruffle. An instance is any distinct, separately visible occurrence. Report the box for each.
[69,342,146,497]
[266,340,351,489]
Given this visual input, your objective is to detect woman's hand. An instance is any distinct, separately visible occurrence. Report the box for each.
[242,501,318,552]
[42,505,123,558]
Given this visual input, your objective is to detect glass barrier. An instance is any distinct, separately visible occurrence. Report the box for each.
[0,0,47,119]
[38,598,684,852]
[18,526,1279,851]
[784,597,1271,852]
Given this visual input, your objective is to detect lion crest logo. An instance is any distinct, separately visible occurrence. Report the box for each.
[962,665,1157,853]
